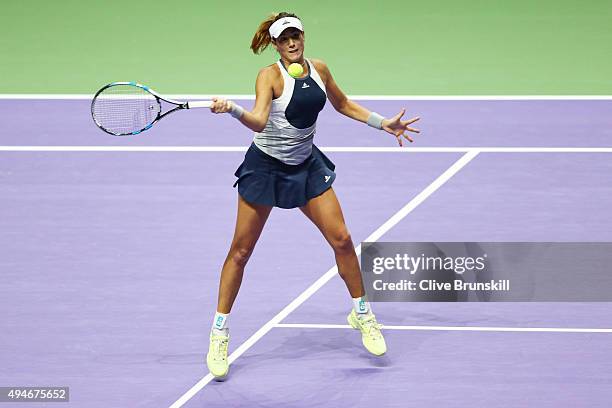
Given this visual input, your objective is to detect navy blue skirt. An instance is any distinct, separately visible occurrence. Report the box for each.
[233,143,336,209]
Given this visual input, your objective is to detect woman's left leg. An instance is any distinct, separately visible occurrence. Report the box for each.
[300,187,386,355]
[299,187,363,297]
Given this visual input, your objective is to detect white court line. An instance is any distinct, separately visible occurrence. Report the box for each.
[1,94,612,100]
[168,150,479,408]
[275,323,612,334]
[1,146,612,153]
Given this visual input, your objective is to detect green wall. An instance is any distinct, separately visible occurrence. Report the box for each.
[1,0,611,94]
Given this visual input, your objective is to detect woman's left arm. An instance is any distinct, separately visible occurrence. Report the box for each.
[313,59,420,146]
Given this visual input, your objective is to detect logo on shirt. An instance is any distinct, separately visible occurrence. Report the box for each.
[301,83,310,89]
[324,175,331,183]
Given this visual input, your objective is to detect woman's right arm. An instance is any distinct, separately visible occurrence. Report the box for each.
[210,67,273,133]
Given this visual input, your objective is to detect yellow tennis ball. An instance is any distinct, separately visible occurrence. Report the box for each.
[287,63,304,78]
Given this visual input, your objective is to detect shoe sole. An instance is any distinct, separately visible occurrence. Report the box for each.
[212,371,228,381]
[209,367,229,381]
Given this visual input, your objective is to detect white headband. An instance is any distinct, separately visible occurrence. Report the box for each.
[269,17,303,39]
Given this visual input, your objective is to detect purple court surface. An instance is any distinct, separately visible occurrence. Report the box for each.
[1,99,612,407]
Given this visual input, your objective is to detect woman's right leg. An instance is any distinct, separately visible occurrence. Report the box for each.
[216,194,273,314]
[208,195,272,379]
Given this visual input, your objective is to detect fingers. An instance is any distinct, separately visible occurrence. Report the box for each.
[390,113,420,130]
[404,116,420,125]
[210,97,232,114]
[401,116,420,132]
[392,127,414,147]
[401,116,420,133]
[384,110,421,146]
[395,134,403,147]
[390,108,406,122]
[210,97,221,112]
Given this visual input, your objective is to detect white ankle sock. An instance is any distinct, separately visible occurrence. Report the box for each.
[352,296,371,314]
[211,311,229,335]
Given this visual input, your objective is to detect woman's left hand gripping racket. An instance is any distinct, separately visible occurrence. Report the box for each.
[91,82,212,136]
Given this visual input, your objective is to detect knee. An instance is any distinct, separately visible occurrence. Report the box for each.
[330,230,354,254]
[228,244,254,267]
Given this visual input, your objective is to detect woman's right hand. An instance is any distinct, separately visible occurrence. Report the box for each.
[210,97,233,114]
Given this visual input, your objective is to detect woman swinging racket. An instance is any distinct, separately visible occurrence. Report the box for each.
[206,12,420,379]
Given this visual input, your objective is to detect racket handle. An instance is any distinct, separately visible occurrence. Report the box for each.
[186,100,212,109]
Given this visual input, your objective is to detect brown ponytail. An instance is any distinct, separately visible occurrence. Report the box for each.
[250,12,300,54]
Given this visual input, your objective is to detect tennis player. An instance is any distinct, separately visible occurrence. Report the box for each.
[206,12,420,379]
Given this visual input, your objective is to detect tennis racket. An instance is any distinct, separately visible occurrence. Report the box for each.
[91,82,212,136]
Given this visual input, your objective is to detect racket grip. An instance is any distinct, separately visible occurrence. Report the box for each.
[186,100,212,109]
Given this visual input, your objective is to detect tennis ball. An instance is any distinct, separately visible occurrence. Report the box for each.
[288,63,304,78]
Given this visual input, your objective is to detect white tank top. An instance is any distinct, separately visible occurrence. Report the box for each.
[253,59,327,165]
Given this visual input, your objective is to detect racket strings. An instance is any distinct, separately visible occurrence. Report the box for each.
[92,85,161,135]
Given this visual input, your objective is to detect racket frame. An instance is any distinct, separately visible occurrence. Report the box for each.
[91,81,211,136]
